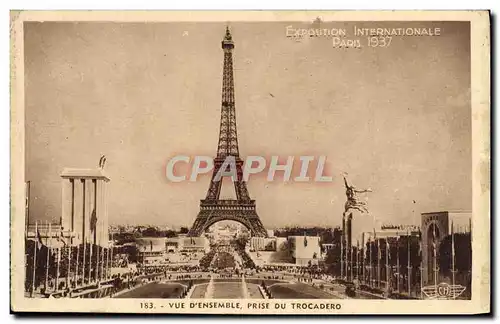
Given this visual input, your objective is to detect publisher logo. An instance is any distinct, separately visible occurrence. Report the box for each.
[421,283,466,300]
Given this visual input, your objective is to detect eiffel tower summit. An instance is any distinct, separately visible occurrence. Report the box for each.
[188,27,268,237]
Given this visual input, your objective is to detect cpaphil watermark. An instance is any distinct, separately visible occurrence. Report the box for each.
[165,155,333,183]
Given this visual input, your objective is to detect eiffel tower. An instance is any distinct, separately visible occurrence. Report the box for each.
[187,27,267,237]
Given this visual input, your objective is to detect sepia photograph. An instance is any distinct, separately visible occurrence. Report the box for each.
[10,10,490,314]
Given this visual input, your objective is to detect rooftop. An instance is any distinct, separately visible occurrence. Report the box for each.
[61,168,110,181]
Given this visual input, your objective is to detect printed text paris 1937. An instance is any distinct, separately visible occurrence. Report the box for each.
[285,25,442,49]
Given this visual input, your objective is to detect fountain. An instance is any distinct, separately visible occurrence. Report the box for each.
[241,274,250,299]
[204,274,215,299]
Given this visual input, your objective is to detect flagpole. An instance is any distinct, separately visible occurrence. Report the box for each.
[110,232,114,273]
[369,237,372,287]
[407,229,411,296]
[106,247,109,279]
[377,238,381,288]
[350,245,353,281]
[373,228,377,287]
[362,234,366,284]
[101,220,105,280]
[66,240,72,290]
[418,228,423,299]
[45,221,51,293]
[88,235,93,283]
[346,215,351,281]
[55,246,61,291]
[82,236,87,284]
[451,221,456,293]
[95,245,99,282]
[433,244,437,293]
[385,239,390,293]
[396,233,400,293]
[75,239,80,288]
[101,246,105,281]
[362,244,365,284]
[433,225,438,294]
[95,244,100,282]
[356,240,360,280]
[31,221,38,297]
[94,216,99,282]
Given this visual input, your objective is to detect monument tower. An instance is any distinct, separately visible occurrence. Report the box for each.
[188,27,267,237]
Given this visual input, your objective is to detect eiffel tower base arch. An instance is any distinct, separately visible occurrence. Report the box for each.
[188,200,268,237]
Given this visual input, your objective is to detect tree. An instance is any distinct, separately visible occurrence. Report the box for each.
[320,228,340,244]
[235,236,249,250]
[124,245,139,263]
[163,230,177,238]
[142,227,160,237]
[323,228,342,275]
[114,232,139,245]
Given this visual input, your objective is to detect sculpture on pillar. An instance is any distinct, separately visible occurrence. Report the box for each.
[341,172,372,281]
[99,155,107,169]
[343,173,372,215]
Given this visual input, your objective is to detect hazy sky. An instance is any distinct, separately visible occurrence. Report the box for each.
[25,21,471,235]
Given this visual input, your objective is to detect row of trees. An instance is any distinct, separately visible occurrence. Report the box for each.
[212,252,236,269]
[231,237,257,269]
[199,250,216,269]
[112,227,179,244]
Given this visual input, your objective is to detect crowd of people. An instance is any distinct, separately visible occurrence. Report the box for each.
[232,244,256,269]
[165,273,207,281]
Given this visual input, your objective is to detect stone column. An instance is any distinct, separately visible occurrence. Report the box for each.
[341,213,345,278]
[84,179,93,245]
[96,179,109,247]
[74,179,84,245]
[61,168,110,247]
[346,213,353,281]
[61,178,74,237]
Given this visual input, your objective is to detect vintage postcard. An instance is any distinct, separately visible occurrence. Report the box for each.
[10,10,490,314]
